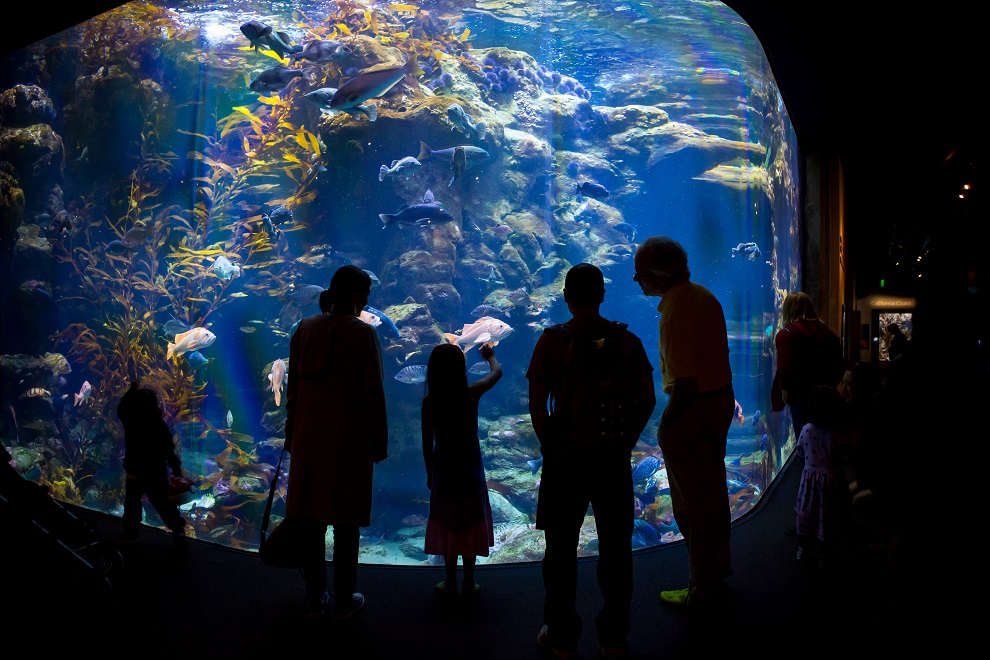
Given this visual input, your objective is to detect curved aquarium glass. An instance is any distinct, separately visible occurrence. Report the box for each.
[0,0,801,564]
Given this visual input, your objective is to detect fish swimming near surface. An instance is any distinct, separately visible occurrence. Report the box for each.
[418,141,490,169]
[364,305,401,338]
[304,87,378,121]
[380,203,455,229]
[446,103,486,140]
[268,358,288,407]
[379,156,421,181]
[395,365,428,384]
[73,380,92,407]
[631,455,660,482]
[731,241,762,261]
[576,181,610,200]
[444,316,513,354]
[239,21,303,59]
[468,361,491,375]
[289,39,351,64]
[249,65,312,93]
[211,255,241,281]
[527,455,544,475]
[449,146,466,187]
[167,327,217,360]
[328,53,421,115]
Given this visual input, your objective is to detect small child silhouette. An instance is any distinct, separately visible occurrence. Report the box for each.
[794,384,851,568]
[116,379,187,543]
[421,342,502,595]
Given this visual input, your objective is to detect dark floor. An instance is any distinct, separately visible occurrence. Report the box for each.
[1,457,945,658]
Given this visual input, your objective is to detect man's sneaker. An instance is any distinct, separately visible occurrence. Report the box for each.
[332,593,365,621]
[659,587,690,607]
[306,591,330,618]
[537,624,577,659]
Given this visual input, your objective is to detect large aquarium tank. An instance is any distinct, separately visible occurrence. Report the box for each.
[0,0,801,564]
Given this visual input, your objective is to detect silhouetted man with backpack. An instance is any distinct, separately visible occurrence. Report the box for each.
[527,263,655,659]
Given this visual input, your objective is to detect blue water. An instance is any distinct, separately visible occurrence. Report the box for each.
[0,0,800,564]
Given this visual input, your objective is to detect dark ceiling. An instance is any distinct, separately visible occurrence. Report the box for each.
[3,2,983,298]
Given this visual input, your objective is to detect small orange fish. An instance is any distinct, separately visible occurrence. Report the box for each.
[733,399,744,426]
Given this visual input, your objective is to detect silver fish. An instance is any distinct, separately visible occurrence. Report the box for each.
[304,87,378,121]
[239,21,302,59]
[394,365,427,384]
[418,141,490,169]
[329,54,421,113]
[249,65,309,93]
[289,39,351,64]
[446,103,486,140]
[379,156,422,181]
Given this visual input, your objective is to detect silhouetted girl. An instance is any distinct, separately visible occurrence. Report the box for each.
[422,341,502,595]
[794,384,852,569]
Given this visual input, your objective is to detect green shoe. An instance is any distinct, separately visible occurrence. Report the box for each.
[435,580,457,596]
[660,587,690,607]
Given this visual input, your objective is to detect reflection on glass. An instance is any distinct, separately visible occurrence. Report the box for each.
[0,0,801,564]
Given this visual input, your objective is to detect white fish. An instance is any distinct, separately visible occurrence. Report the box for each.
[211,255,241,281]
[74,380,92,407]
[378,156,421,181]
[359,310,382,328]
[167,327,217,360]
[179,493,216,511]
[226,410,233,428]
[268,358,288,407]
[394,365,427,384]
[444,316,513,354]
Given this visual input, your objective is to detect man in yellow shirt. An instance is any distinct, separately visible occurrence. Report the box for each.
[634,236,734,612]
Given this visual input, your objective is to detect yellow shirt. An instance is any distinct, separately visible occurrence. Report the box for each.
[657,280,732,394]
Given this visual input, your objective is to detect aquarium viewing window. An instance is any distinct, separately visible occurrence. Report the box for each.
[0,1,801,564]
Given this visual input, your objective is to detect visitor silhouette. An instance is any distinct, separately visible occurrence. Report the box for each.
[283,265,389,620]
[421,341,502,596]
[527,263,655,658]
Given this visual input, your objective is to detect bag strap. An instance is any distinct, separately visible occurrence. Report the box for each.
[260,446,286,544]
